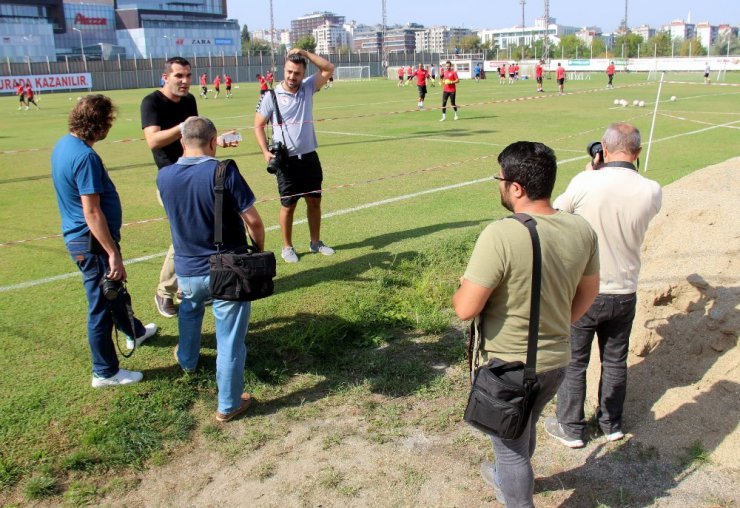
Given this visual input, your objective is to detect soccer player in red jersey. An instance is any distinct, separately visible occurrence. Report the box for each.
[499,64,506,85]
[535,60,544,93]
[213,75,221,99]
[25,85,40,110]
[266,70,274,88]
[257,74,269,96]
[224,74,233,98]
[199,73,208,99]
[414,64,429,109]
[440,61,459,121]
[16,83,26,110]
[556,62,566,94]
[397,66,404,87]
[405,65,413,86]
[606,61,616,89]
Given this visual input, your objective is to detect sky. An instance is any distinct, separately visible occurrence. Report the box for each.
[227,0,737,34]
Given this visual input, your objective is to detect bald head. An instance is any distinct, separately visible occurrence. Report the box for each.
[602,122,641,157]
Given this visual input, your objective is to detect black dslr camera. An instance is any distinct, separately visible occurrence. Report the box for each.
[100,277,122,301]
[586,141,604,169]
[266,141,288,174]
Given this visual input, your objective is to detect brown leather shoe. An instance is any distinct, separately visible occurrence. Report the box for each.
[215,393,253,422]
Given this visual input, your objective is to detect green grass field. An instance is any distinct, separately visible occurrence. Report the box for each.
[1,71,738,503]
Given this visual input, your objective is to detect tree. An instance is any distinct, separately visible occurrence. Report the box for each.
[711,31,740,56]
[241,24,250,43]
[294,35,316,53]
[591,38,607,58]
[458,35,482,51]
[552,34,588,59]
[647,31,672,57]
[614,32,644,58]
[678,37,707,57]
[244,38,271,54]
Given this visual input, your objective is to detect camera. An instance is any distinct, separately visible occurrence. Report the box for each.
[266,141,288,174]
[586,141,604,169]
[100,277,122,301]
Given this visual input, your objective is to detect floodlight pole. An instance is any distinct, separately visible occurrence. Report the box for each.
[269,0,276,71]
[520,0,526,61]
[73,27,87,71]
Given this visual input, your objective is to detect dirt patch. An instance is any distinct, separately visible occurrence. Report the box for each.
[95,159,738,507]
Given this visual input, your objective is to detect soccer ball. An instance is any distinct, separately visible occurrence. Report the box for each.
[77,96,82,101]
[670,96,677,101]
[613,99,620,105]
[633,100,639,106]
[68,97,72,101]
[638,101,645,107]
[621,100,628,107]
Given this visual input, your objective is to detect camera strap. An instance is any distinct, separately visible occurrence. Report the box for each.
[600,161,638,172]
[212,159,259,252]
[268,89,289,147]
[469,214,541,387]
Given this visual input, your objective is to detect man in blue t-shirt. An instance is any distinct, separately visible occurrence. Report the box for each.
[51,95,157,388]
[158,116,265,423]
[254,48,336,264]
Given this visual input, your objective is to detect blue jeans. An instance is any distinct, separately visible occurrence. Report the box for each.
[66,236,145,378]
[488,367,565,508]
[175,275,251,414]
[556,293,637,438]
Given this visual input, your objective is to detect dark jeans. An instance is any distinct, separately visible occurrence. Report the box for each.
[556,293,637,438]
[67,236,145,378]
[488,367,565,508]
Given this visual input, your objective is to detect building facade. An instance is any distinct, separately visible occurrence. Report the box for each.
[290,11,344,43]
[313,21,349,54]
[415,26,472,53]
[478,17,579,49]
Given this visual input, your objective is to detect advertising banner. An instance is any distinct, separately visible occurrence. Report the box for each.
[0,73,93,93]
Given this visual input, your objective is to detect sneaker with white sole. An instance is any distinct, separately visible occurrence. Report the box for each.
[439,115,446,122]
[281,246,299,263]
[544,416,585,448]
[91,368,143,388]
[309,241,335,256]
[606,430,624,442]
[126,323,158,350]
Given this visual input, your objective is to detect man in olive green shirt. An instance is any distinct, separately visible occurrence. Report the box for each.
[453,141,599,507]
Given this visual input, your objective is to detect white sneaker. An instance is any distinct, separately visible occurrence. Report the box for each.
[454,114,459,120]
[439,116,446,122]
[606,430,624,442]
[281,246,299,263]
[126,323,158,350]
[91,369,143,388]
[309,241,335,256]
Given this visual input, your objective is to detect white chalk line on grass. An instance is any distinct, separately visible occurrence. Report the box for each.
[1,163,589,293]
[317,129,585,153]
[658,113,740,130]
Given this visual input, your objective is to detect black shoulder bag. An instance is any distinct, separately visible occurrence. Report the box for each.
[208,159,276,301]
[463,213,542,439]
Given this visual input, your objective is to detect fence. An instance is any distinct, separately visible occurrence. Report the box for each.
[0,51,448,93]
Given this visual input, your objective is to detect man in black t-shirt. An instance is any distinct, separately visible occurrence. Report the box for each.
[141,57,241,318]
[141,57,198,318]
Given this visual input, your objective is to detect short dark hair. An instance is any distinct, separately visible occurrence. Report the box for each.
[497,141,557,200]
[164,56,191,74]
[68,94,117,143]
[286,53,307,69]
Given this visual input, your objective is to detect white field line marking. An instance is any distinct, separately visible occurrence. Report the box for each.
[1,116,735,294]
[1,157,580,293]
[659,113,740,129]
[317,129,585,153]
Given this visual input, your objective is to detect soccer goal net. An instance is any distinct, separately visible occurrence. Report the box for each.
[333,66,371,81]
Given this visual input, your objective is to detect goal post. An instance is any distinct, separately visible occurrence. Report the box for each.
[333,66,370,81]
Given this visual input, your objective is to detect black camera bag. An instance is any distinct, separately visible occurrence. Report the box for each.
[208,160,276,301]
[463,214,542,439]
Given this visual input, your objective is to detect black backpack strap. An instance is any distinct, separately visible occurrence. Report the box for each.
[509,213,542,387]
[213,159,233,247]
